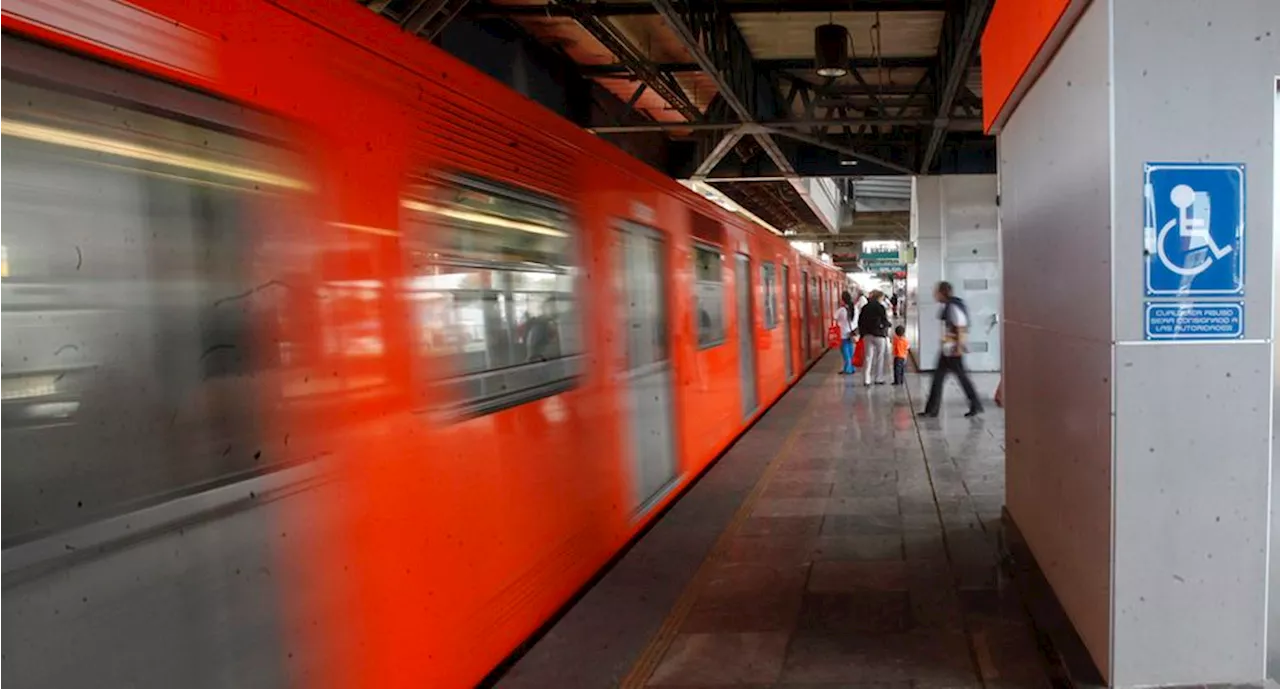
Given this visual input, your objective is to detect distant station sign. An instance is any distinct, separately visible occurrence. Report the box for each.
[862,261,907,274]
[861,241,901,264]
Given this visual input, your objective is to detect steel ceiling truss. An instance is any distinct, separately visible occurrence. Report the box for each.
[920,0,993,173]
[470,0,945,18]
[579,56,934,77]
[552,0,704,122]
[364,0,476,40]
[647,0,805,194]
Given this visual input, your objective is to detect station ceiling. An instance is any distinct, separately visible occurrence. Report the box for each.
[360,0,994,247]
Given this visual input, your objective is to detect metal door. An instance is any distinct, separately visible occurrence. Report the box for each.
[782,264,793,379]
[617,222,678,514]
[735,254,758,417]
[945,260,1001,371]
[801,270,811,360]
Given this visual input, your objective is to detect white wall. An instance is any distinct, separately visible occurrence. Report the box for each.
[1109,1,1277,684]
[909,174,999,369]
[998,0,1114,676]
[999,1,1280,685]
[911,176,945,365]
[798,177,840,233]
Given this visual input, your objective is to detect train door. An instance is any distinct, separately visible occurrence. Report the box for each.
[617,221,678,514]
[782,264,793,379]
[735,253,757,418]
[801,269,811,361]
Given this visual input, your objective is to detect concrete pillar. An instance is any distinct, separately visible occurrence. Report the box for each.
[997,1,1278,685]
[908,174,1000,371]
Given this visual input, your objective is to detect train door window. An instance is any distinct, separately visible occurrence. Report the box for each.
[810,276,821,319]
[402,174,581,417]
[1,37,304,542]
[693,243,725,348]
[801,269,811,360]
[735,254,758,416]
[781,263,793,378]
[761,261,778,329]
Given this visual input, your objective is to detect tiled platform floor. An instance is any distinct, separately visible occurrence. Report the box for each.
[499,355,1051,689]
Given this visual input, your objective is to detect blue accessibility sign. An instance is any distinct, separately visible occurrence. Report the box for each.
[1144,301,1243,340]
[1144,162,1245,296]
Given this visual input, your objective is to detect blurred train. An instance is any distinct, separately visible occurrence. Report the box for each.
[1,1,842,687]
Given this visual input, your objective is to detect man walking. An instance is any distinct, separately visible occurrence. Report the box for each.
[919,281,983,417]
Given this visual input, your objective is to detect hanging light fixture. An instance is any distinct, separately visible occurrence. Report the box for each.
[814,23,849,77]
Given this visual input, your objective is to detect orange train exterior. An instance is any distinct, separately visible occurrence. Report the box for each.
[1,2,841,687]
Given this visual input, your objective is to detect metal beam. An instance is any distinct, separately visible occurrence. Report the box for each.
[471,0,944,17]
[919,0,992,173]
[692,126,747,178]
[551,0,702,122]
[587,116,979,133]
[401,0,468,37]
[579,56,934,76]
[624,83,648,111]
[647,0,799,189]
[768,128,914,175]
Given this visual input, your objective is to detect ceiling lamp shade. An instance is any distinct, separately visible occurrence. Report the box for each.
[814,24,849,77]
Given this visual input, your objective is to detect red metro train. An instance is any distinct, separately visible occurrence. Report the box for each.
[1,1,841,686]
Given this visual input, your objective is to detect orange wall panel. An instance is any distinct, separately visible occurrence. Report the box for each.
[980,0,1075,132]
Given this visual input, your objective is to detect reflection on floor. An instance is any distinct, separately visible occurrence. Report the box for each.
[499,356,1052,689]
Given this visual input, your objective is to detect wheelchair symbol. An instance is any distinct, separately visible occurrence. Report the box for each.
[1156,183,1232,277]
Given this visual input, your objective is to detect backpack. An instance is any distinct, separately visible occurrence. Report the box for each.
[939,297,968,329]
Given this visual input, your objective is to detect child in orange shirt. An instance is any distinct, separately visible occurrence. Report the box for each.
[891,325,909,385]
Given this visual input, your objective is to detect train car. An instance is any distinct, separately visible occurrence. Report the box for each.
[0,1,844,687]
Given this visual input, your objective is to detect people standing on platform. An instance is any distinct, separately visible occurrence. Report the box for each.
[835,291,857,375]
[857,289,892,385]
[891,325,909,386]
[919,281,983,418]
[852,289,868,326]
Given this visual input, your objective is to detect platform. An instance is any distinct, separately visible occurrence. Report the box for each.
[497,355,1051,688]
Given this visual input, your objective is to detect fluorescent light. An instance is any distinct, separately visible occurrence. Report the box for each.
[401,199,568,238]
[839,159,858,166]
[1,119,307,190]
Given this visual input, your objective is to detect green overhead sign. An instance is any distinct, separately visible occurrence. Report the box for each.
[860,249,900,262]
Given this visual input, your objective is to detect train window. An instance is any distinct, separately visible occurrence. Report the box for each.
[402,175,582,416]
[1,59,302,542]
[761,262,778,329]
[693,243,725,348]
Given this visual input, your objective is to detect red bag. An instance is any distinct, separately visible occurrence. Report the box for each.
[853,337,866,367]
[827,323,841,348]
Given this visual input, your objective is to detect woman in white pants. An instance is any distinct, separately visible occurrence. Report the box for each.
[856,290,892,385]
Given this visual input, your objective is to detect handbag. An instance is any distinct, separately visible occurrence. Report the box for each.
[853,337,866,367]
[827,322,842,348]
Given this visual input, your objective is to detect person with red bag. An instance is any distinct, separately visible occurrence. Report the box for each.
[834,291,857,375]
